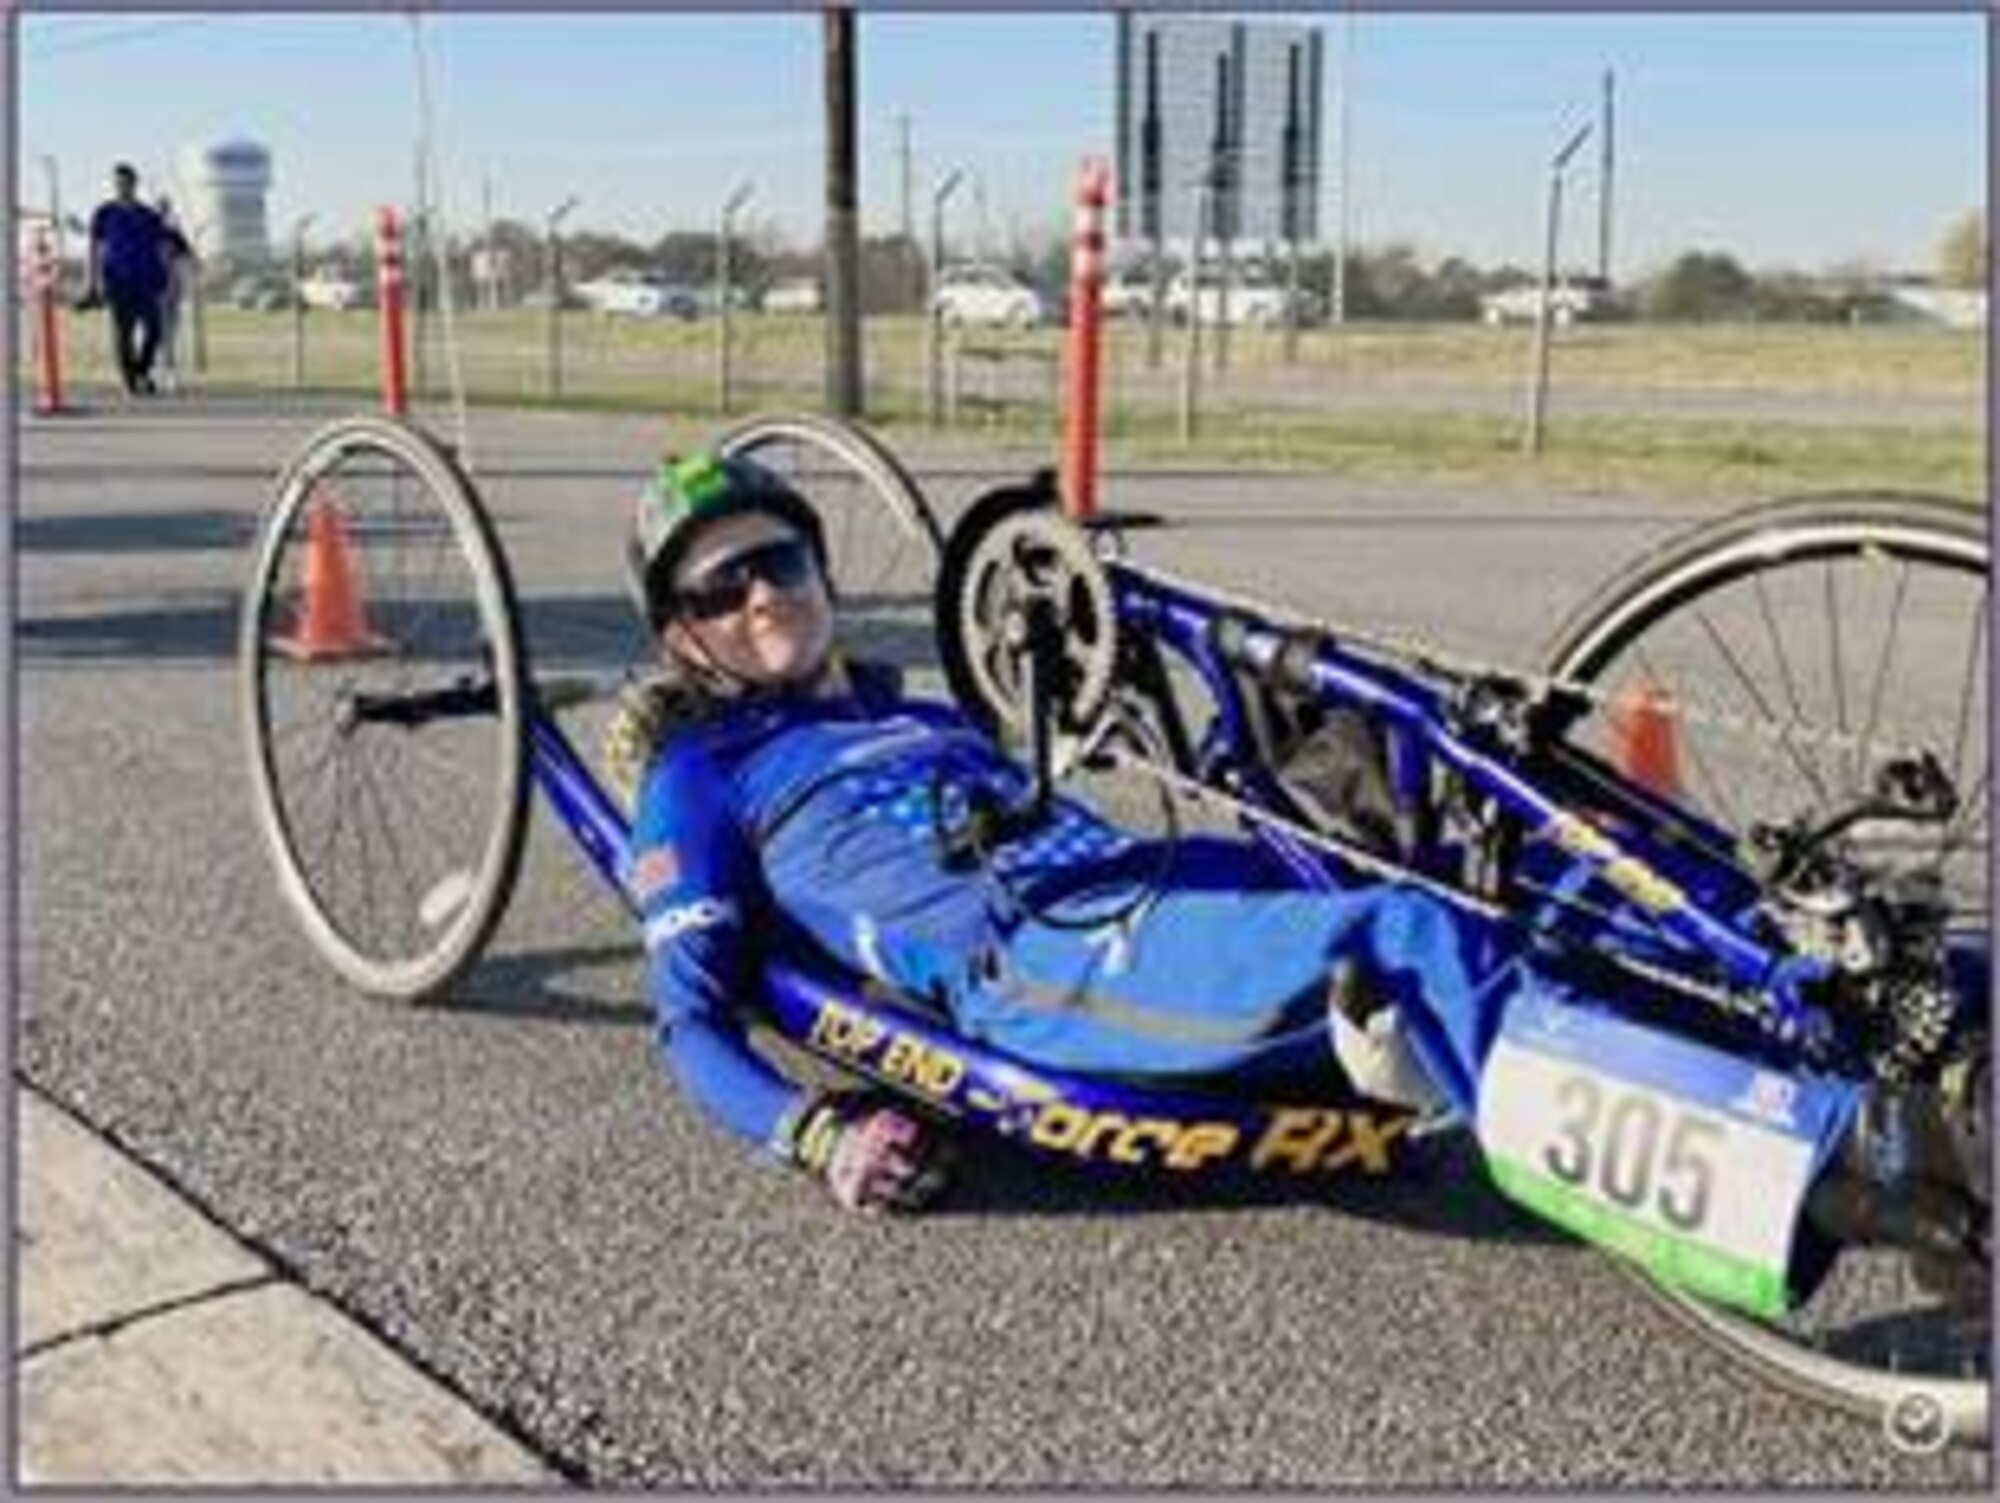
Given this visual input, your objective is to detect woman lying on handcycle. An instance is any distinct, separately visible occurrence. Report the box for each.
[604,450,1985,1234]
[599,450,1610,1211]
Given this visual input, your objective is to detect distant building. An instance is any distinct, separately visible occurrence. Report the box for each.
[177,138,273,267]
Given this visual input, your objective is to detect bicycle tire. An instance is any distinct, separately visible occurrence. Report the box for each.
[241,413,531,1002]
[718,411,941,562]
[1541,490,1990,1443]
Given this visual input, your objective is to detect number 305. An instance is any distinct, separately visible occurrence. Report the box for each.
[1542,1076,1721,1231]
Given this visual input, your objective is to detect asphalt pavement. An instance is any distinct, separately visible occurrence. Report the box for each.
[13,385,1988,1488]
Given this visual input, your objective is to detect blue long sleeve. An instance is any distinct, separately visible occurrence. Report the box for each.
[629,736,809,1155]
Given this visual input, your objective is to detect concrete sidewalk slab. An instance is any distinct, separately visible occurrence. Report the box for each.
[15,1091,559,1487]
[17,1091,267,1348]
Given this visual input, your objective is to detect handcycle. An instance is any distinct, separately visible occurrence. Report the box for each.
[239,409,1990,1446]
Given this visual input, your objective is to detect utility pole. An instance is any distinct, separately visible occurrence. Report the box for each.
[482,174,497,310]
[898,111,918,311]
[290,213,315,389]
[1333,6,1355,326]
[926,168,965,426]
[1597,68,1615,286]
[824,8,864,417]
[411,143,428,399]
[897,112,914,245]
[544,195,579,398]
[717,181,754,415]
[1525,121,1592,456]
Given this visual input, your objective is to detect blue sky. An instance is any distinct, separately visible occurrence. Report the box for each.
[14,7,1989,277]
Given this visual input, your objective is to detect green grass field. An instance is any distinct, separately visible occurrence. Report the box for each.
[29,307,1985,501]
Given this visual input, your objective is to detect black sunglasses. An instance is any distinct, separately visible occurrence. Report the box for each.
[673,536,819,621]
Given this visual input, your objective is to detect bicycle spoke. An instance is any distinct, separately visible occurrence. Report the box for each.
[1947,583,1987,808]
[351,741,425,957]
[1692,603,1832,807]
[1823,558,1852,797]
[1857,558,1911,793]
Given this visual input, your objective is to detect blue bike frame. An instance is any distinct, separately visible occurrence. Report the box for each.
[1107,560,1832,1041]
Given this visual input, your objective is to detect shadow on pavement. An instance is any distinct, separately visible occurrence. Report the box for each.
[432,941,650,1029]
[934,1124,1562,1246]
[15,509,257,555]
[17,596,240,662]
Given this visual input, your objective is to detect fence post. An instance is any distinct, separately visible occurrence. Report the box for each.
[375,206,409,416]
[1060,157,1110,522]
[30,229,65,416]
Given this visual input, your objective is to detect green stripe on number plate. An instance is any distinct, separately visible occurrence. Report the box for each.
[1488,1156,1790,1318]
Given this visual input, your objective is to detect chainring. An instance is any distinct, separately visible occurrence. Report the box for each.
[937,480,1119,749]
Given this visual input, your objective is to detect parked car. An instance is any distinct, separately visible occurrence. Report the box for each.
[573,271,700,319]
[932,263,1047,328]
[1479,277,1617,327]
[759,277,823,315]
[518,286,588,311]
[1163,268,1317,328]
[1101,264,1166,320]
[297,270,368,311]
[228,272,297,311]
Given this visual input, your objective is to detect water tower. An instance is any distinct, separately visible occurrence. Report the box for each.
[178,137,273,267]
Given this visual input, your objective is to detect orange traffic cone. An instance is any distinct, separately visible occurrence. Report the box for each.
[1607,680,1682,799]
[272,489,391,661]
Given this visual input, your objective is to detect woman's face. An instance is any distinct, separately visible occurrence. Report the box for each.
[661,511,834,687]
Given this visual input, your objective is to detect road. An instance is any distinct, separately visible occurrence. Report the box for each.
[15,391,1987,1487]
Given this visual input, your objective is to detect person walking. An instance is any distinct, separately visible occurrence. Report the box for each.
[80,162,173,396]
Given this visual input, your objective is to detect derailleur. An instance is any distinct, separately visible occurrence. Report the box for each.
[1751,751,1957,895]
[1753,753,1968,1083]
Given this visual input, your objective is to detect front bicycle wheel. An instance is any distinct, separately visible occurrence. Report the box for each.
[241,414,531,1002]
[1542,491,1990,1443]
[716,412,942,671]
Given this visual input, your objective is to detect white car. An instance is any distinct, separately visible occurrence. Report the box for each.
[932,264,1046,328]
[1101,266,1165,319]
[1479,280,1611,327]
[297,271,366,311]
[574,272,699,319]
[759,278,823,315]
[1163,270,1312,328]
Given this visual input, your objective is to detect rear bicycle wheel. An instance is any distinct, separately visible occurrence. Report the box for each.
[716,412,942,671]
[1541,491,1990,1443]
[241,414,530,1002]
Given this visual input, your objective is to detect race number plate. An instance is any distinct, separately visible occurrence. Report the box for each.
[1475,981,1854,1318]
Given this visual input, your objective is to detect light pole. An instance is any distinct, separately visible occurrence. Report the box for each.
[716,180,754,414]
[290,213,316,389]
[544,194,579,399]
[186,217,209,374]
[926,167,964,426]
[1178,177,1211,444]
[1332,7,1355,327]
[1524,120,1592,456]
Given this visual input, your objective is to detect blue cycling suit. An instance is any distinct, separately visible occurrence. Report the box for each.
[628,667,1523,1156]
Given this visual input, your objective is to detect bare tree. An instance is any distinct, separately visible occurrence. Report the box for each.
[1937,209,1988,291]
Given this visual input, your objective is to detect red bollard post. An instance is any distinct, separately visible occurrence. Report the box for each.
[1059,157,1111,523]
[375,206,408,416]
[31,228,65,417]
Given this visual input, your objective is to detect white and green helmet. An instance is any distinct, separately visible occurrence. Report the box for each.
[626,451,827,630]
